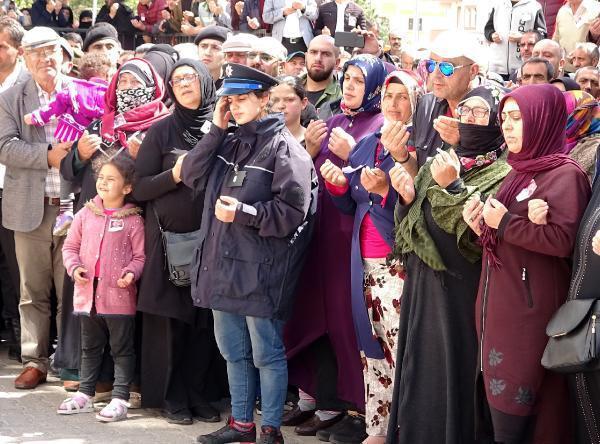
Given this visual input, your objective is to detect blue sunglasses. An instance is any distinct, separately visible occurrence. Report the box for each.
[425,59,472,77]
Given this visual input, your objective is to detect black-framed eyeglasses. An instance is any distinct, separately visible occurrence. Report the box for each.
[425,59,472,77]
[456,105,489,118]
[169,73,199,88]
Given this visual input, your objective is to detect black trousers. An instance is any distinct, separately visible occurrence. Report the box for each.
[0,196,20,321]
[79,311,135,401]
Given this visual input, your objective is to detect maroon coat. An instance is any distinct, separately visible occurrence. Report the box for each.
[477,163,591,443]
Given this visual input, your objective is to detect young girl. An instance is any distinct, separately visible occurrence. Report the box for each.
[59,155,145,423]
[270,76,308,146]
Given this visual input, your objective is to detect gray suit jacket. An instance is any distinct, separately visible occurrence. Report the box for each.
[0,72,58,232]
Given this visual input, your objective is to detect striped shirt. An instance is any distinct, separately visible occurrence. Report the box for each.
[36,78,63,198]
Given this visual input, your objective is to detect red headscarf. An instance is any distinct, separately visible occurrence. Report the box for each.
[480,84,584,267]
[101,58,170,147]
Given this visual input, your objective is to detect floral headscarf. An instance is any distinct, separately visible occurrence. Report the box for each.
[381,69,424,125]
[339,54,387,117]
[564,90,600,153]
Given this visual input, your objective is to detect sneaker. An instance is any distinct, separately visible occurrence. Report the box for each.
[195,416,256,444]
[163,408,193,425]
[96,398,128,422]
[53,211,73,236]
[259,426,284,444]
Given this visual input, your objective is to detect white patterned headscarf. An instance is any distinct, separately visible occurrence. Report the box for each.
[381,70,424,125]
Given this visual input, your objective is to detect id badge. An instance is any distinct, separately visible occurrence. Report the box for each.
[108,218,124,232]
[226,169,246,187]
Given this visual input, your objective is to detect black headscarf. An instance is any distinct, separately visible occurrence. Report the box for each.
[167,58,216,148]
[551,76,581,91]
[455,85,507,159]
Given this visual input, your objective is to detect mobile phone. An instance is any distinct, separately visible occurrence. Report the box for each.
[334,31,365,49]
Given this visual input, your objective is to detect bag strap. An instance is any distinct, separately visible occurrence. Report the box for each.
[151,204,165,233]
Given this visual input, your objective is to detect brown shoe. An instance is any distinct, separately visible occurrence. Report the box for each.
[281,405,315,426]
[63,381,80,392]
[295,413,344,436]
[14,367,47,390]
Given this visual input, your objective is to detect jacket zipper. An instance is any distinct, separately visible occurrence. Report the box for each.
[522,267,533,308]
[592,315,597,359]
[480,259,491,372]
[568,206,600,300]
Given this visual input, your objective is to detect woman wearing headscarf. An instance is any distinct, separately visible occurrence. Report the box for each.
[317,70,422,444]
[133,59,227,424]
[468,84,591,443]
[387,85,512,444]
[282,55,388,443]
[55,58,169,397]
[564,90,600,181]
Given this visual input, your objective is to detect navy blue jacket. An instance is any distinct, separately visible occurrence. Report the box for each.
[328,132,398,358]
[181,115,315,320]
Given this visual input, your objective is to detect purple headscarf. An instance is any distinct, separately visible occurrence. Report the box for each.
[480,84,583,267]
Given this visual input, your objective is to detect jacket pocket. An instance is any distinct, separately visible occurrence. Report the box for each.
[521,267,533,308]
[214,247,273,299]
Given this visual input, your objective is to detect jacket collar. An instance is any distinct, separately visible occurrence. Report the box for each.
[85,195,142,218]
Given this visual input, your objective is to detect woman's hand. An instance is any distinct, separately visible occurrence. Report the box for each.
[213,97,231,130]
[328,127,356,161]
[381,121,410,162]
[305,119,327,158]
[430,148,460,189]
[215,196,238,223]
[463,196,484,236]
[360,167,388,198]
[320,159,347,187]
[593,230,600,256]
[433,116,460,146]
[73,267,89,285]
[23,113,33,125]
[172,153,187,183]
[528,199,549,225]
[482,197,508,229]
[389,163,415,205]
[127,133,142,159]
[77,130,101,162]
[131,18,145,30]
[117,272,134,288]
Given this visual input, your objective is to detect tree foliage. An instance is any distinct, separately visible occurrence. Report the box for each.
[354,0,389,39]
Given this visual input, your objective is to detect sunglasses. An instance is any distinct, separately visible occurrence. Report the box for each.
[425,59,472,77]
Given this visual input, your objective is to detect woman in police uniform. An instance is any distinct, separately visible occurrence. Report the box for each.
[173,63,315,444]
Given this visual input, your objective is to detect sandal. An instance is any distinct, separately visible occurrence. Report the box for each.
[57,392,94,415]
[96,398,128,422]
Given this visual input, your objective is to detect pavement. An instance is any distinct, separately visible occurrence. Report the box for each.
[0,347,318,444]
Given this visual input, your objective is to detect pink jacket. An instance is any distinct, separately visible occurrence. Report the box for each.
[62,196,145,316]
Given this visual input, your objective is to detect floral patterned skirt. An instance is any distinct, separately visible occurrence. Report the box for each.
[362,257,403,436]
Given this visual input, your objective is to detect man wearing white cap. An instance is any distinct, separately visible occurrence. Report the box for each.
[389,31,480,176]
[222,32,258,66]
[0,26,72,390]
[248,36,287,77]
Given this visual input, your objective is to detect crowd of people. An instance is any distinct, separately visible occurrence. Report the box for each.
[1,0,600,443]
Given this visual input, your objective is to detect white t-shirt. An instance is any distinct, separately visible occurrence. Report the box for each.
[335,1,349,33]
[283,0,303,38]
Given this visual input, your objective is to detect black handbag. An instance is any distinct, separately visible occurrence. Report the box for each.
[152,206,202,287]
[541,298,600,373]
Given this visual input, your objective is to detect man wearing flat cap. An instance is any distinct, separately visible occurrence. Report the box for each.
[195,25,229,81]
[0,26,73,390]
[222,32,258,66]
[388,31,480,177]
[83,23,122,73]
